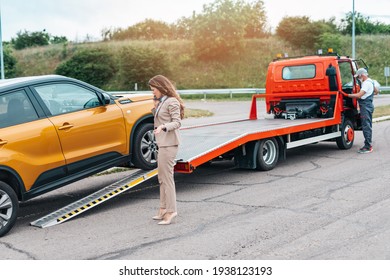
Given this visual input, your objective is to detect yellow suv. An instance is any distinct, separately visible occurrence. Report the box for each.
[0,75,157,237]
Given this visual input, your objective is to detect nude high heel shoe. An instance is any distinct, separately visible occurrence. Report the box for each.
[152,208,167,220]
[158,212,177,225]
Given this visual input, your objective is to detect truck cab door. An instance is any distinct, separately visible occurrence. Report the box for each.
[338,60,358,109]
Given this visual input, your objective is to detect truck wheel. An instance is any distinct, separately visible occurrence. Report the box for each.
[336,119,354,150]
[132,123,158,170]
[256,138,279,171]
[0,181,19,237]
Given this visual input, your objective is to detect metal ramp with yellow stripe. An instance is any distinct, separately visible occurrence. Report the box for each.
[30,168,158,228]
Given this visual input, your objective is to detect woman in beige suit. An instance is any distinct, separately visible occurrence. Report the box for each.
[148,75,184,225]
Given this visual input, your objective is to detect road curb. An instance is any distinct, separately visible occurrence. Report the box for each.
[373,115,390,123]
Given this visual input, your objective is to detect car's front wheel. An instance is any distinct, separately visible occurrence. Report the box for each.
[132,123,158,170]
[0,181,19,237]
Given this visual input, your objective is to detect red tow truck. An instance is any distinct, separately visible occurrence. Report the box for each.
[174,51,362,173]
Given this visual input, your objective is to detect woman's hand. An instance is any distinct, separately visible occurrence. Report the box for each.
[154,125,165,134]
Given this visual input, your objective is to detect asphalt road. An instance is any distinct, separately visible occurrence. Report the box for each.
[1,97,390,260]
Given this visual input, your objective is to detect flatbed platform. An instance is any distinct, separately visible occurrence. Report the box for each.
[176,115,338,172]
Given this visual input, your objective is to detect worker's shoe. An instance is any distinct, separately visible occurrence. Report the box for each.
[358,146,373,154]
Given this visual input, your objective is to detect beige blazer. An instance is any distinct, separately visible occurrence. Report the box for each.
[154,97,181,147]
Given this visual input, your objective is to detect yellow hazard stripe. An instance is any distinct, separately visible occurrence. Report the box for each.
[56,170,158,223]
[129,177,143,186]
[147,169,158,178]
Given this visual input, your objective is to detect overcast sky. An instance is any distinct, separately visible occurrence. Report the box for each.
[2,0,390,42]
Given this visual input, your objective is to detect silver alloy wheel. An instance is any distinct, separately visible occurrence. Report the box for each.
[0,189,13,229]
[262,139,277,165]
[140,130,158,164]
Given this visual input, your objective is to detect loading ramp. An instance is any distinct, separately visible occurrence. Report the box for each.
[30,168,158,228]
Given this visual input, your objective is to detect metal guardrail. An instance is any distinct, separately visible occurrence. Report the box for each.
[110,88,265,99]
[379,86,390,91]
[109,86,389,99]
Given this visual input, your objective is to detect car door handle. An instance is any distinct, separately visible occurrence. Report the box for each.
[58,123,74,130]
[0,139,8,145]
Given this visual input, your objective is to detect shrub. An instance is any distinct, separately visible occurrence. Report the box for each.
[110,19,174,40]
[315,33,342,54]
[118,46,170,90]
[55,48,116,88]
[3,46,17,78]
[11,30,50,50]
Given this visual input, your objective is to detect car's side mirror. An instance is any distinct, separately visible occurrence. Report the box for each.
[100,93,111,105]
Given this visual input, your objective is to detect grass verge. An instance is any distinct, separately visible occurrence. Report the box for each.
[374,104,390,118]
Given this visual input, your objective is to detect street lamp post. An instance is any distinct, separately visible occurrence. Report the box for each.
[352,0,356,59]
[0,1,4,79]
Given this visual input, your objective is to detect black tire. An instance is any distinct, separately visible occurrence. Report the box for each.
[336,119,354,150]
[132,123,158,170]
[0,181,19,237]
[256,138,279,171]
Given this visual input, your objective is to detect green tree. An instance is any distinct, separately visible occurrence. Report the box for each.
[174,16,196,39]
[192,0,247,60]
[242,0,268,38]
[110,19,173,40]
[340,12,390,35]
[11,30,50,50]
[50,36,68,44]
[11,30,69,49]
[55,48,116,88]
[276,16,338,50]
[101,27,114,41]
[118,46,170,90]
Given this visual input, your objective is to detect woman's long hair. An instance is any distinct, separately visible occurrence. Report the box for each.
[148,75,185,119]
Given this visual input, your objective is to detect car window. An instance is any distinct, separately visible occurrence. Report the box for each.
[33,83,102,115]
[0,90,39,128]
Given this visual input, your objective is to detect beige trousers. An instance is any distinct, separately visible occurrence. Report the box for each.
[157,145,178,213]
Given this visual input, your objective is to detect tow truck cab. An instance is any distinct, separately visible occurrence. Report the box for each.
[264,53,361,128]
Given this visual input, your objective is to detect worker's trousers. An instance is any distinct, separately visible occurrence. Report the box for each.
[358,94,374,148]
